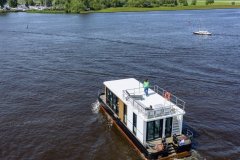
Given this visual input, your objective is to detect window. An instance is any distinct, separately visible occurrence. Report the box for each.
[106,88,112,106]
[147,121,154,141]
[165,117,172,138]
[106,87,119,115]
[112,94,119,115]
[133,113,137,135]
[123,104,127,125]
[147,119,163,141]
[155,120,162,138]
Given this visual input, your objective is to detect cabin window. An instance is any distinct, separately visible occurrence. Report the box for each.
[106,88,112,106]
[133,113,137,135]
[106,87,119,115]
[146,119,163,141]
[112,94,119,115]
[123,104,127,125]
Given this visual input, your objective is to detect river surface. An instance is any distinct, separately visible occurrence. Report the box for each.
[0,9,239,160]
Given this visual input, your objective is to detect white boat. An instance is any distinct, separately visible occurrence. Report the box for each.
[98,78,193,159]
[193,31,212,35]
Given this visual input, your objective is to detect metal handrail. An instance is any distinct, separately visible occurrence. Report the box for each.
[186,129,194,140]
[122,85,186,119]
[123,90,175,119]
[153,85,185,110]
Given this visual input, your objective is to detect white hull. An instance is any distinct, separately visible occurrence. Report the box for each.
[193,31,212,35]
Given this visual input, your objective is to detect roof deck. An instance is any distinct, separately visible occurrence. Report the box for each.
[104,78,185,120]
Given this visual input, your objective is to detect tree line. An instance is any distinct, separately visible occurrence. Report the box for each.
[1,0,217,12]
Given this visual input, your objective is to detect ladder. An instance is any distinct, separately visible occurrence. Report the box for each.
[172,116,180,135]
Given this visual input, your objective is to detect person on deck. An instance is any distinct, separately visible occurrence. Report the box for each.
[143,79,150,96]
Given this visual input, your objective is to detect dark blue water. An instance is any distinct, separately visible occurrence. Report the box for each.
[0,9,239,160]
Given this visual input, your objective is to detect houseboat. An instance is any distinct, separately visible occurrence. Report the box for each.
[98,78,192,159]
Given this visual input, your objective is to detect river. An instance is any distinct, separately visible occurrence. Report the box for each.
[0,9,239,160]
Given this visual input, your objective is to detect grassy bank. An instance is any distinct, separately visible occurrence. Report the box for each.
[26,9,65,14]
[97,5,240,13]
[0,10,23,13]
[1,4,240,14]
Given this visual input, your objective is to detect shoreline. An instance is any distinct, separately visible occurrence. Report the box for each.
[1,5,240,14]
[96,5,240,13]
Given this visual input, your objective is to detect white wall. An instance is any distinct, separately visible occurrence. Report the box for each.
[126,103,145,144]
[136,114,144,143]
[127,103,133,133]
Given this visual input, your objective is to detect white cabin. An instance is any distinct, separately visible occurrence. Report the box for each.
[104,78,186,146]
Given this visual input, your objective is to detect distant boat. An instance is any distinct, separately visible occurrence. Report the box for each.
[193,31,212,35]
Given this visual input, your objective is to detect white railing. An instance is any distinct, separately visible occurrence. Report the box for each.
[122,85,185,119]
[153,85,185,110]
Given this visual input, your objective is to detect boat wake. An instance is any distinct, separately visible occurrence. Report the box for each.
[91,100,100,114]
[181,150,205,160]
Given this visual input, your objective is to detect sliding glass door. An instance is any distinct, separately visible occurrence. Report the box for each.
[165,117,173,138]
[147,119,163,141]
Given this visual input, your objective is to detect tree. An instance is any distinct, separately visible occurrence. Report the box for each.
[25,0,28,7]
[179,0,184,4]
[70,0,84,13]
[40,0,44,5]
[174,0,178,6]
[183,0,188,6]
[64,0,71,12]
[39,0,52,6]
[8,0,18,7]
[179,0,188,6]
[46,0,52,6]
[206,0,214,5]
[25,0,34,7]
[89,0,103,10]
[191,0,197,5]
[52,0,65,9]
[0,0,7,8]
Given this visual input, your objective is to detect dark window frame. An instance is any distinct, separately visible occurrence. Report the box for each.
[133,113,137,135]
[123,104,127,125]
[146,119,163,141]
[106,87,119,115]
[165,117,173,138]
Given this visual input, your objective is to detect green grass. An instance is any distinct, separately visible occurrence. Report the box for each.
[26,10,65,14]
[196,1,240,5]
[97,5,240,13]
[0,10,6,13]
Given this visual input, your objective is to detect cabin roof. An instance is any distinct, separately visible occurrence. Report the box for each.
[104,78,140,97]
[104,78,185,119]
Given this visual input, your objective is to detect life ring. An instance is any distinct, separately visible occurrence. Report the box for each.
[164,91,171,101]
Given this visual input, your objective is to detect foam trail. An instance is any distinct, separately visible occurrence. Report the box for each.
[91,100,100,114]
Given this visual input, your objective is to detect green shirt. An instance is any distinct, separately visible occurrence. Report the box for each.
[143,81,149,88]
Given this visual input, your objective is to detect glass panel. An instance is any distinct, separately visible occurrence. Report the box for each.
[165,117,172,138]
[133,113,137,135]
[106,88,109,105]
[123,104,127,124]
[155,120,160,138]
[147,121,154,141]
[109,91,113,107]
